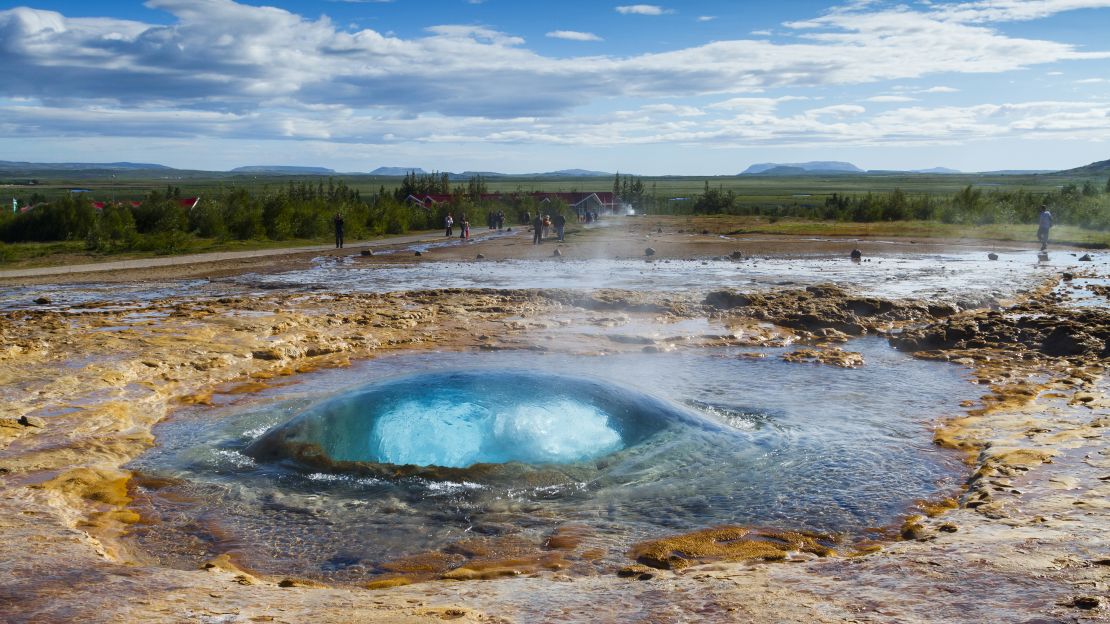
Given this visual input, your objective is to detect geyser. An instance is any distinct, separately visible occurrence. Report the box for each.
[246,370,713,471]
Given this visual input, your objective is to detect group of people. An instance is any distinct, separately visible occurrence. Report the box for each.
[531,212,566,244]
[444,213,470,239]
[487,210,506,230]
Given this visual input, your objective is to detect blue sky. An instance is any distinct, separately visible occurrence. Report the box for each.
[1,0,1108,174]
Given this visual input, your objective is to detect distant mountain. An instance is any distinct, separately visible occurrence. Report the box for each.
[912,167,962,174]
[741,161,862,175]
[1055,158,1110,175]
[756,166,811,176]
[231,165,335,174]
[536,169,612,177]
[0,160,172,171]
[977,169,1055,175]
[368,167,427,176]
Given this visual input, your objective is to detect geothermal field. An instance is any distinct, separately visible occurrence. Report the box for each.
[1,217,1108,623]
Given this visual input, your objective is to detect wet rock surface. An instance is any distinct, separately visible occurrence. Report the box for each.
[1,255,1108,622]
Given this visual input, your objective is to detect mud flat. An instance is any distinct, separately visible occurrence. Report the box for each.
[1,221,1107,623]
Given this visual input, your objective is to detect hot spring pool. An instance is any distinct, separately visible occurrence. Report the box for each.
[127,338,977,582]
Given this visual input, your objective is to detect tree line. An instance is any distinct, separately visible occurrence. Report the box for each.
[0,177,572,254]
[2,175,1108,255]
[646,178,1110,230]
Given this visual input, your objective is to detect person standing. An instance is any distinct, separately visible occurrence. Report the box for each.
[459,213,467,238]
[552,212,566,242]
[462,216,470,240]
[532,213,543,244]
[333,212,345,249]
[445,213,454,237]
[1037,205,1054,251]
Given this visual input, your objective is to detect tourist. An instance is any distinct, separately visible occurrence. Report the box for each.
[445,213,454,237]
[1037,205,1054,251]
[459,213,467,238]
[532,213,544,244]
[462,216,470,240]
[497,210,505,230]
[332,212,344,249]
[542,214,551,238]
[552,212,566,242]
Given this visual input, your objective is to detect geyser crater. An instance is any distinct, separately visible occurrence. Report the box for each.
[246,370,721,473]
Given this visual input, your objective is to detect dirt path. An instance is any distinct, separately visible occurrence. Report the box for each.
[0,231,460,280]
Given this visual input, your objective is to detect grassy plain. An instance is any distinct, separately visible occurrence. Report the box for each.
[3,170,1106,268]
[1,170,1087,206]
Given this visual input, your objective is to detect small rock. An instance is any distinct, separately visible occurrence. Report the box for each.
[850,249,862,260]
[1069,596,1100,610]
[506,227,512,231]
[18,415,46,428]
[553,248,562,257]
[987,253,998,260]
[360,249,373,256]
[475,253,485,259]
[729,250,744,260]
[34,296,51,305]
[1062,272,1074,281]
[1079,253,1093,261]
[701,229,710,235]
[278,578,325,588]
[414,251,422,257]
[644,247,656,257]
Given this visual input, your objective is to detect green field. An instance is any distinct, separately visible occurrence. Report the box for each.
[1,170,1094,209]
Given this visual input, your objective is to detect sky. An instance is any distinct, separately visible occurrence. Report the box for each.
[0,0,1109,174]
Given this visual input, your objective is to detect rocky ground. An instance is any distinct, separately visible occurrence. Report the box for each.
[1,220,1107,623]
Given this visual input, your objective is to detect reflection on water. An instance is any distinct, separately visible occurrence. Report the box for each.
[127,337,977,582]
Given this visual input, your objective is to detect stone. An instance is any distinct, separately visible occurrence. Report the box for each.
[1079,253,1093,261]
[360,249,373,256]
[34,296,51,305]
[987,253,999,260]
[553,248,562,257]
[644,247,656,257]
[475,253,485,259]
[18,415,46,428]
[729,250,744,260]
[850,249,862,260]
[1042,326,1102,357]
[1069,596,1100,610]
[414,251,422,257]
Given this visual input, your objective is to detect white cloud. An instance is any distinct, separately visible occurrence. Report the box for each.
[546,30,602,41]
[935,0,1110,23]
[2,0,1109,155]
[639,103,705,116]
[865,95,918,102]
[708,96,808,112]
[750,29,772,36]
[1076,77,1107,83]
[697,16,716,22]
[615,5,671,16]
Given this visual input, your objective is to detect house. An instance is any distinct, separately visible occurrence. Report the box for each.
[91,197,200,211]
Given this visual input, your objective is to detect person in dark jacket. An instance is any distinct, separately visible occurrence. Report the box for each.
[532,214,544,244]
[333,212,345,248]
[552,212,566,242]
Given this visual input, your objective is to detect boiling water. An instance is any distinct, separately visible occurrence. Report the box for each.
[128,338,977,582]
